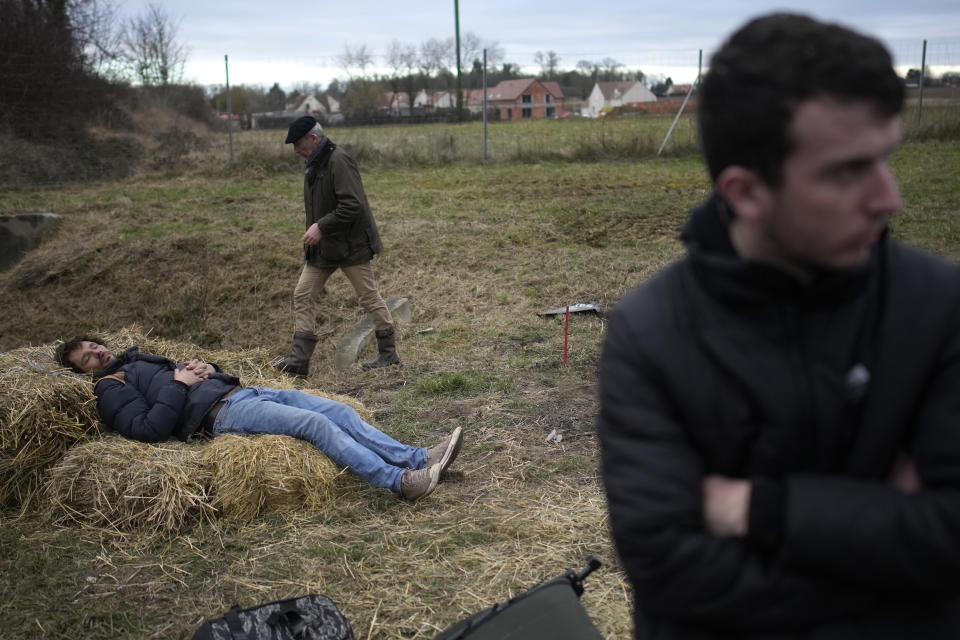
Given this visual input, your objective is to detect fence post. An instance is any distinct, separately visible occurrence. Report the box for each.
[916,39,927,126]
[483,48,488,162]
[658,53,701,157]
[224,54,234,165]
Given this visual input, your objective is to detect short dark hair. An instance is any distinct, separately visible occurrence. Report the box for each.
[699,13,904,186]
[55,334,106,373]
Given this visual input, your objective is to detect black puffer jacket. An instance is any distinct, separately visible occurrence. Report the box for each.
[303,137,383,268]
[93,347,239,442]
[598,194,960,638]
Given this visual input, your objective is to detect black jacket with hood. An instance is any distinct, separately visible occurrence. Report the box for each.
[598,194,960,638]
[93,347,239,442]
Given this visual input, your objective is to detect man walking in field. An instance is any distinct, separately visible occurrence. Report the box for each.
[275,116,399,377]
[57,335,462,501]
[598,13,960,639]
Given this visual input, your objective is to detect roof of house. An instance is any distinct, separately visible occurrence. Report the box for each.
[487,78,563,101]
[383,91,410,108]
[541,81,564,99]
[595,81,642,100]
[467,88,485,105]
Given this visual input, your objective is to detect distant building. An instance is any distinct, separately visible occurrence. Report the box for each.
[413,90,455,110]
[466,88,486,114]
[585,81,657,118]
[485,78,564,120]
[383,91,411,116]
[663,84,694,99]
[251,93,343,129]
[286,94,340,119]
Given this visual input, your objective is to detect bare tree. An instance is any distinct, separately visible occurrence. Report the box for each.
[121,3,187,86]
[68,0,124,79]
[600,57,623,81]
[534,50,561,79]
[338,43,374,79]
[460,32,503,70]
[459,32,483,69]
[419,37,454,77]
[384,40,418,111]
[484,42,505,70]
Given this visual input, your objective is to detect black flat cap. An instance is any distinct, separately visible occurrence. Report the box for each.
[285,116,319,143]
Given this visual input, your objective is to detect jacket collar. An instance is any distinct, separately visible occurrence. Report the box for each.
[92,346,171,380]
[682,192,881,308]
[305,136,335,170]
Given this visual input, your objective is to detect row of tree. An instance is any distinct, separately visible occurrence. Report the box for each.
[206,40,662,121]
[0,0,189,138]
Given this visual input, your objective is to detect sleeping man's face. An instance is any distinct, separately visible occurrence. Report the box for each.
[68,341,116,374]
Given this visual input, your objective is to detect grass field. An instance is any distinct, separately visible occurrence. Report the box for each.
[1,118,959,639]
[219,113,702,169]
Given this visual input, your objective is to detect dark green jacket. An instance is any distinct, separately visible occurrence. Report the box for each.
[303,138,383,268]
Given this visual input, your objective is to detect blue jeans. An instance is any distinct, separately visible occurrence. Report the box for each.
[211,387,426,493]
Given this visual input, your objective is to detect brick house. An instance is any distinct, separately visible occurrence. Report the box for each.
[485,78,564,120]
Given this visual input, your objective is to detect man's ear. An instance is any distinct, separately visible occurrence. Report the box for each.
[715,166,773,222]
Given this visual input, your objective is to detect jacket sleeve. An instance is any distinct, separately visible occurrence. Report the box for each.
[598,305,877,631]
[769,323,960,594]
[316,151,364,235]
[95,376,188,443]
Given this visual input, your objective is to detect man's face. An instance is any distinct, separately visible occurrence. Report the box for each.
[752,97,903,273]
[292,132,320,159]
[68,341,116,374]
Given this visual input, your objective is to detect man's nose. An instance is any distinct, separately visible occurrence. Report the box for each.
[867,162,902,216]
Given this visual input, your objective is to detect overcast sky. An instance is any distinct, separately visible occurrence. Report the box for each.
[114,0,960,89]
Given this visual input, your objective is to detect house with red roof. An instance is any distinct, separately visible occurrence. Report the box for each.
[485,78,564,120]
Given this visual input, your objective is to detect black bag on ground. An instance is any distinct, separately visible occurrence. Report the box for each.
[433,557,605,640]
[192,593,354,640]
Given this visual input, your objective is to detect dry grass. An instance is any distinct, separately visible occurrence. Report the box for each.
[2,136,957,639]
[3,326,377,539]
[203,435,347,521]
[45,435,212,535]
[0,346,102,510]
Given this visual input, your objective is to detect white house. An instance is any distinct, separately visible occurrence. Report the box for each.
[286,94,340,119]
[585,81,657,117]
[413,89,455,110]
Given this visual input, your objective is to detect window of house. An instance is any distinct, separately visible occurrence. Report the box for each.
[522,108,532,118]
[522,95,532,104]
[507,108,513,119]
[546,107,556,118]
[545,95,551,104]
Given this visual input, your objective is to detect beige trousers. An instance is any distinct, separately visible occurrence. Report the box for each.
[293,262,393,336]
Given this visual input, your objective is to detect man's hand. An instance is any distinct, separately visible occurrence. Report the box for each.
[184,359,213,379]
[890,453,922,494]
[173,366,205,386]
[302,222,322,246]
[703,475,752,537]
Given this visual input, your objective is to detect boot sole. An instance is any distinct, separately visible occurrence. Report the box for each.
[437,427,463,474]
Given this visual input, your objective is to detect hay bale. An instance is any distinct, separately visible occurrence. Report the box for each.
[204,434,347,521]
[5,325,373,534]
[44,434,212,534]
[0,346,103,510]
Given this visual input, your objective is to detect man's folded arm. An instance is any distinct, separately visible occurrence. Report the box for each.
[598,318,877,631]
[766,336,960,593]
[95,377,186,443]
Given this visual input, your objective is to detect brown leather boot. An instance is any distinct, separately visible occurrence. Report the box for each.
[274,331,318,378]
[362,327,401,370]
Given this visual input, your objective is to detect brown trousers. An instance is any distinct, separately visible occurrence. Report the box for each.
[293,261,393,336]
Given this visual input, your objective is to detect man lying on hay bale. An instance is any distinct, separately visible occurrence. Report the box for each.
[55,334,463,501]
